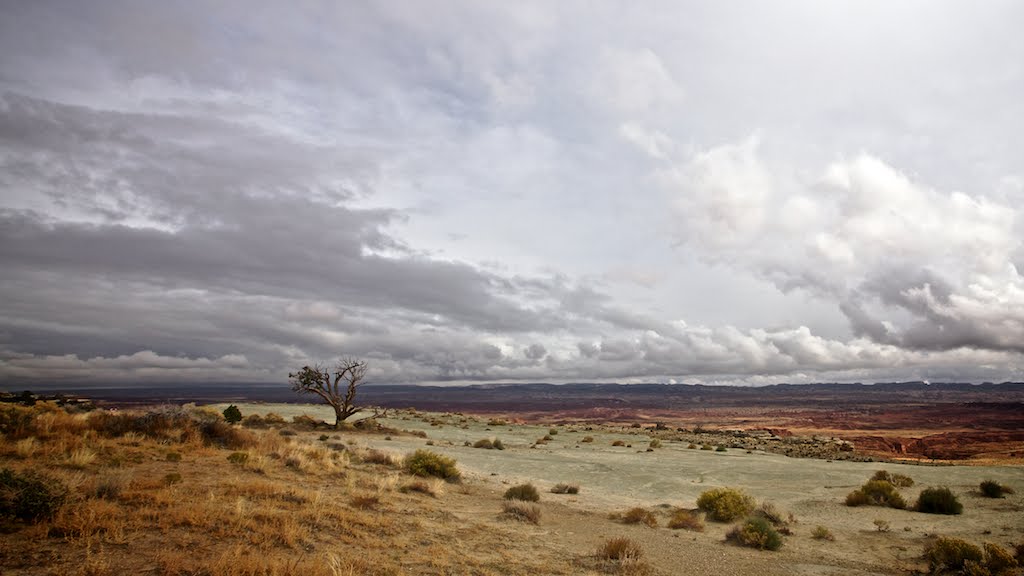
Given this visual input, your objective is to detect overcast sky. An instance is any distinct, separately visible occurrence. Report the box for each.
[1,1,1023,385]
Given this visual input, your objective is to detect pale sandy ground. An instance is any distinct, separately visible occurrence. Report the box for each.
[216,403,1024,576]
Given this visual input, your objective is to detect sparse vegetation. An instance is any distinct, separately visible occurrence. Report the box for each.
[551,483,579,494]
[648,439,662,449]
[700,444,713,450]
[715,445,727,452]
[873,519,890,533]
[403,449,461,482]
[979,480,1014,498]
[472,438,505,450]
[667,509,704,531]
[501,500,541,524]
[581,436,594,443]
[598,537,643,561]
[620,507,658,527]
[288,358,369,427]
[726,516,783,551]
[916,486,963,515]
[811,526,835,541]
[871,470,914,487]
[612,440,626,447]
[845,479,906,509]
[696,487,756,522]
[504,483,540,502]
[924,537,985,574]
[227,451,249,465]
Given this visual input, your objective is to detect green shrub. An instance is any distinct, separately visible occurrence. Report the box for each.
[871,470,914,487]
[551,483,579,494]
[811,526,835,541]
[621,507,658,527]
[715,445,727,452]
[924,537,983,573]
[979,480,1013,498]
[916,487,962,515]
[667,509,704,531]
[504,483,540,502]
[222,404,242,424]
[473,438,505,450]
[227,452,249,465]
[845,480,906,509]
[726,516,783,551]
[404,450,461,482]
[0,468,68,522]
[700,444,713,451]
[502,501,541,524]
[696,487,756,522]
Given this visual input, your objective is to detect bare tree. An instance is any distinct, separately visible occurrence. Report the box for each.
[288,358,368,428]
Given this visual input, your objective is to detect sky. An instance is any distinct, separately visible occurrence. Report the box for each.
[1,1,1023,386]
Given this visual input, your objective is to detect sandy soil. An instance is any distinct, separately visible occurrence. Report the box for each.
[217,403,1024,576]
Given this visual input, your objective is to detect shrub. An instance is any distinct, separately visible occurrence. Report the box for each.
[873,519,890,532]
[222,405,242,424]
[598,537,644,561]
[925,537,984,574]
[667,509,704,531]
[0,468,68,522]
[700,444,713,451]
[979,480,1013,498]
[360,449,397,466]
[916,487,962,515]
[551,483,580,494]
[227,452,249,465]
[621,507,658,527]
[687,443,697,449]
[871,470,914,487]
[581,436,594,443]
[649,439,662,449]
[504,483,540,502]
[611,440,626,447]
[241,413,265,428]
[404,450,461,482]
[166,452,182,462]
[200,420,257,449]
[696,488,756,522]
[501,501,541,524]
[845,480,906,509]
[473,438,505,450]
[549,428,558,435]
[811,526,835,541]
[715,445,727,452]
[399,478,443,497]
[726,517,783,551]
[984,543,1019,574]
[349,494,380,510]
[163,473,183,485]
[753,502,790,528]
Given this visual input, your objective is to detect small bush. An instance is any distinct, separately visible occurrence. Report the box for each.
[697,487,756,522]
[242,413,264,428]
[361,449,397,466]
[598,537,644,561]
[166,452,182,462]
[404,450,461,482]
[163,473,183,485]
[551,483,580,494]
[667,509,704,531]
[753,502,790,528]
[873,519,890,532]
[581,436,594,443]
[504,483,540,502]
[700,444,713,451]
[399,478,443,497]
[349,494,380,510]
[924,537,984,573]
[726,516,783,551]
[916,487,962,515]
[227,452,249,465]
[621,507,658,527]
[649,439,662,449]
[473,438,505,450]
[845,480,906,509]
[0,468,68,522]
[222,405,242,424]
[871,470,914,487]
[979,480,1013,498]
[715,445,727,452]
[687,443,697,449]
[548,428,558,435]
[984,543,1019,574]
[811,526,835,541]
[501,501,541,524]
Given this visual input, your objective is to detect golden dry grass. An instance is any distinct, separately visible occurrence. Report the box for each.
[0,403,581,576]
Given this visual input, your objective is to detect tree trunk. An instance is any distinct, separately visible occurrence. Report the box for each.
[332,403,343,428]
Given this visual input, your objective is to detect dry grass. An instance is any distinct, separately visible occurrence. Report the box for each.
[501,500,541,524]
[667,508,704,531]
[619,507,658,528]
[0,404,580,576]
